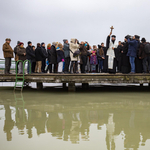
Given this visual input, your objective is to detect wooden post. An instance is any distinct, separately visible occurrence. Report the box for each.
[82,83,89,89]
[68,82,76,92]
[63,83,67,89]
[36,82,43,90]
[140,84,143,87]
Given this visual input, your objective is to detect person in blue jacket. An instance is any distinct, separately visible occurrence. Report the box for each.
[127,36,138,73]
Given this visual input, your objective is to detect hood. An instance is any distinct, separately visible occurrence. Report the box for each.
[70,38,76,43]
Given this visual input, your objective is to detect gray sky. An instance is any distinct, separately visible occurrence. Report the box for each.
[0,0,150,59]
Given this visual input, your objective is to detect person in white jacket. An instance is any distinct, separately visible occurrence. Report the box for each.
[69,39,79,73]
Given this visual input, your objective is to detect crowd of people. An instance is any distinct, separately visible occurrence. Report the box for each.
[2,31,150,74]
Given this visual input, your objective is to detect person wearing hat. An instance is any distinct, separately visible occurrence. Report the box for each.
[139,38,150,73]
[17,42,26,74]
[120,36,131,74]
[26,41,35,74]
[127,35,138,74]
[14,41,20,73]
[104,30,118,73]
[2,38,14,74]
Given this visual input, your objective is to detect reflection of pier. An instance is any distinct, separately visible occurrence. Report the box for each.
[0,74,150,91]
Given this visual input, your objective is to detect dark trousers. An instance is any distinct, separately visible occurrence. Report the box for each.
[47,64,57,73]
[15,61,19,73]
[116,57,122,72]
[70,61,77,73]
[143,56,150,73]
[81,55,87,73]
[32,62,36,73]
[5,58,11,74]
[98,59,103,71]
[27,59,32,74]
[64,57,70,72]
[41,59,46,73]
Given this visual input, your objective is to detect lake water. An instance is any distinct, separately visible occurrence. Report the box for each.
[0,86,150,150]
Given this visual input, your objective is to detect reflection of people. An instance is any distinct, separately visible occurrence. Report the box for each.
[15,107,27,135]
[3,105,14,141]
[26,109,36,138]
[34,111,46,136]
[106,113,115,150]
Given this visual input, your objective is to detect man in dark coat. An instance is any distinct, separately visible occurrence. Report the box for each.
[63,39,70,73]
[139,38,150,73]
[2,38,14,74]
[41,43,48,73]
[35,43,44,73]
[116,41,123,73]
[49,42,57,73]
[121,36,130,74]
[101,43,107,72]
[135,35,143,73]
[103,31,118,73]
[127,36,138,73]
[26,41,35,73]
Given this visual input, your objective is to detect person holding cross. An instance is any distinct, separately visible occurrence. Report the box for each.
[104,26,118,73]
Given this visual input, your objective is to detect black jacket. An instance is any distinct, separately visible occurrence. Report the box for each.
[41,46,48,59]
[57,50,64,63]
[26,45,35,60]
[49,45,57,64]
[35,46,44,61]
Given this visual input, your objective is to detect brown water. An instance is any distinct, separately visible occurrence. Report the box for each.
[0,87,150,150]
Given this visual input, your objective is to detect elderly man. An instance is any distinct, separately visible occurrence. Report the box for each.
[2,38,14,74]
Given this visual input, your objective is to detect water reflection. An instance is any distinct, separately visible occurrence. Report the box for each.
[1,91,150,150]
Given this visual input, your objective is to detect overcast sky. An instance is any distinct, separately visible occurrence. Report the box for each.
[0,0,150,58]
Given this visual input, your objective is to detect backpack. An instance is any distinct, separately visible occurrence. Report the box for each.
[144,43,150,54]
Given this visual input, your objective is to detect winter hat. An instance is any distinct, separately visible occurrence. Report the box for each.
[125,35,129,39]
[135,35,140,40]
[28,41,32,45]
[63,39,68,43]
[52,42,57,46]
[41,42,45,46]
[111,35,116,38]
[19,42,24,46]
[141,38,146,43]
[5,38,11,41]
[17,41,21,45]
[98,45,102,49]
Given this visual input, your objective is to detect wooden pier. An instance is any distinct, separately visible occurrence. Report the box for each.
[0,73,150,91]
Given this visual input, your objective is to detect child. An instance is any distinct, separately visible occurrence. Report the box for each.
[90,45,98,73]
[97,45,105,73]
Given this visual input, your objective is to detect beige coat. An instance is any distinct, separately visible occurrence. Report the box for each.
[69,39,79,61]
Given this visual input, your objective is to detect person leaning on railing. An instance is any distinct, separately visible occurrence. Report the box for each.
[2,38,14,74]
